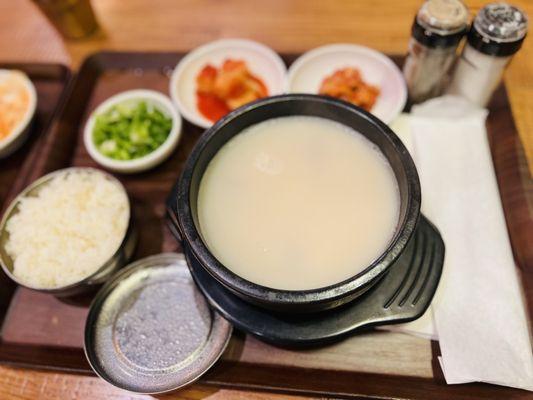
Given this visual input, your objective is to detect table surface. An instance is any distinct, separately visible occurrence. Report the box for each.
[0,1,531,399]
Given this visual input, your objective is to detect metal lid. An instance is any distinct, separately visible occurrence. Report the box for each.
[84,253,232,394]
[468,3,528,56]
[411,0,468,48]
[418,0,469,34]
[412,0,469,48]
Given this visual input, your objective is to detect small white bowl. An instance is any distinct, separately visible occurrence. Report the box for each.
[84,89,182,174]
[170,39,287,129]
[287,44,407,124]
[0,70,37,159]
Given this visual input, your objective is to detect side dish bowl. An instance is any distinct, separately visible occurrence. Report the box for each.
[170,39,287,129]
[169,94,421,313]
[287,44,407,124]
[84,89,182,174]
[0,69,37,159]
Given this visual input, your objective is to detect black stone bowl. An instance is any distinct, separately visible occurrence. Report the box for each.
[168,94,420,313]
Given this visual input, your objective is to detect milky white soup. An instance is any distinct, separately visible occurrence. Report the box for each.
[197,116,400,290]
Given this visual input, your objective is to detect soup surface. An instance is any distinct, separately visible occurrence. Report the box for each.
[197,116,400,290]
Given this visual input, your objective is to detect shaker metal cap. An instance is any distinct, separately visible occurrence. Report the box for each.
[474,2,528,43]
[417,0,469,35]
[412,0,469,48]
[84,253,232,394]
[468,2,528,56]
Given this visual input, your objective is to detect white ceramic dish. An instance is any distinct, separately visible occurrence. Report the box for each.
[287,44,407,124]
[170,39,287,129]
[0,70,37,159]
[84,89,182,174]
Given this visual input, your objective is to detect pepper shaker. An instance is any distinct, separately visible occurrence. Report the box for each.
[447,3,528,107]
[403,0,469,104]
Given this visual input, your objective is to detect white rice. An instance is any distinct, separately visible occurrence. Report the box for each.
[5,169,129,289]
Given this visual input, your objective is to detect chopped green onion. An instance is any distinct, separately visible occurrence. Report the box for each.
[92,100,172,161]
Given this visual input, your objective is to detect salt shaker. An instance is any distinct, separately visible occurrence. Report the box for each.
[447,3,528,107]
[403,0,469,104]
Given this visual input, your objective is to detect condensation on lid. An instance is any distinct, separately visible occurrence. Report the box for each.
[84,253,232,394]
[474,3,528,43]
[417,0,469,35]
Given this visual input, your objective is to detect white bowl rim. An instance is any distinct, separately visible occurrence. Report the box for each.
[84,89,182,173]
[286,43,407,124]
[0,69,38,150]
[170,38,288,129]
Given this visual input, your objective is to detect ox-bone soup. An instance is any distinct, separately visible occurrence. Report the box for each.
[197,116,400,290]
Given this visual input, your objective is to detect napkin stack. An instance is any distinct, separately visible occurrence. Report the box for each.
[385,96,533,391]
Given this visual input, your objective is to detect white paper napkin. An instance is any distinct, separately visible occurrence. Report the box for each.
[384,113,438,340]
[384,96,533,390]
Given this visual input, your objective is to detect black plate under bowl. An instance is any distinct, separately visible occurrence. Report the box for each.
[185,215,444,347]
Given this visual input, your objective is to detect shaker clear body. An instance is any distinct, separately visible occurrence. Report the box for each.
[447,45,511,107]
[403,37,459,104]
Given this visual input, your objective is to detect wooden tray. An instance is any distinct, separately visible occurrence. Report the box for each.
[0,63,71,213]
[0,52,530,400]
